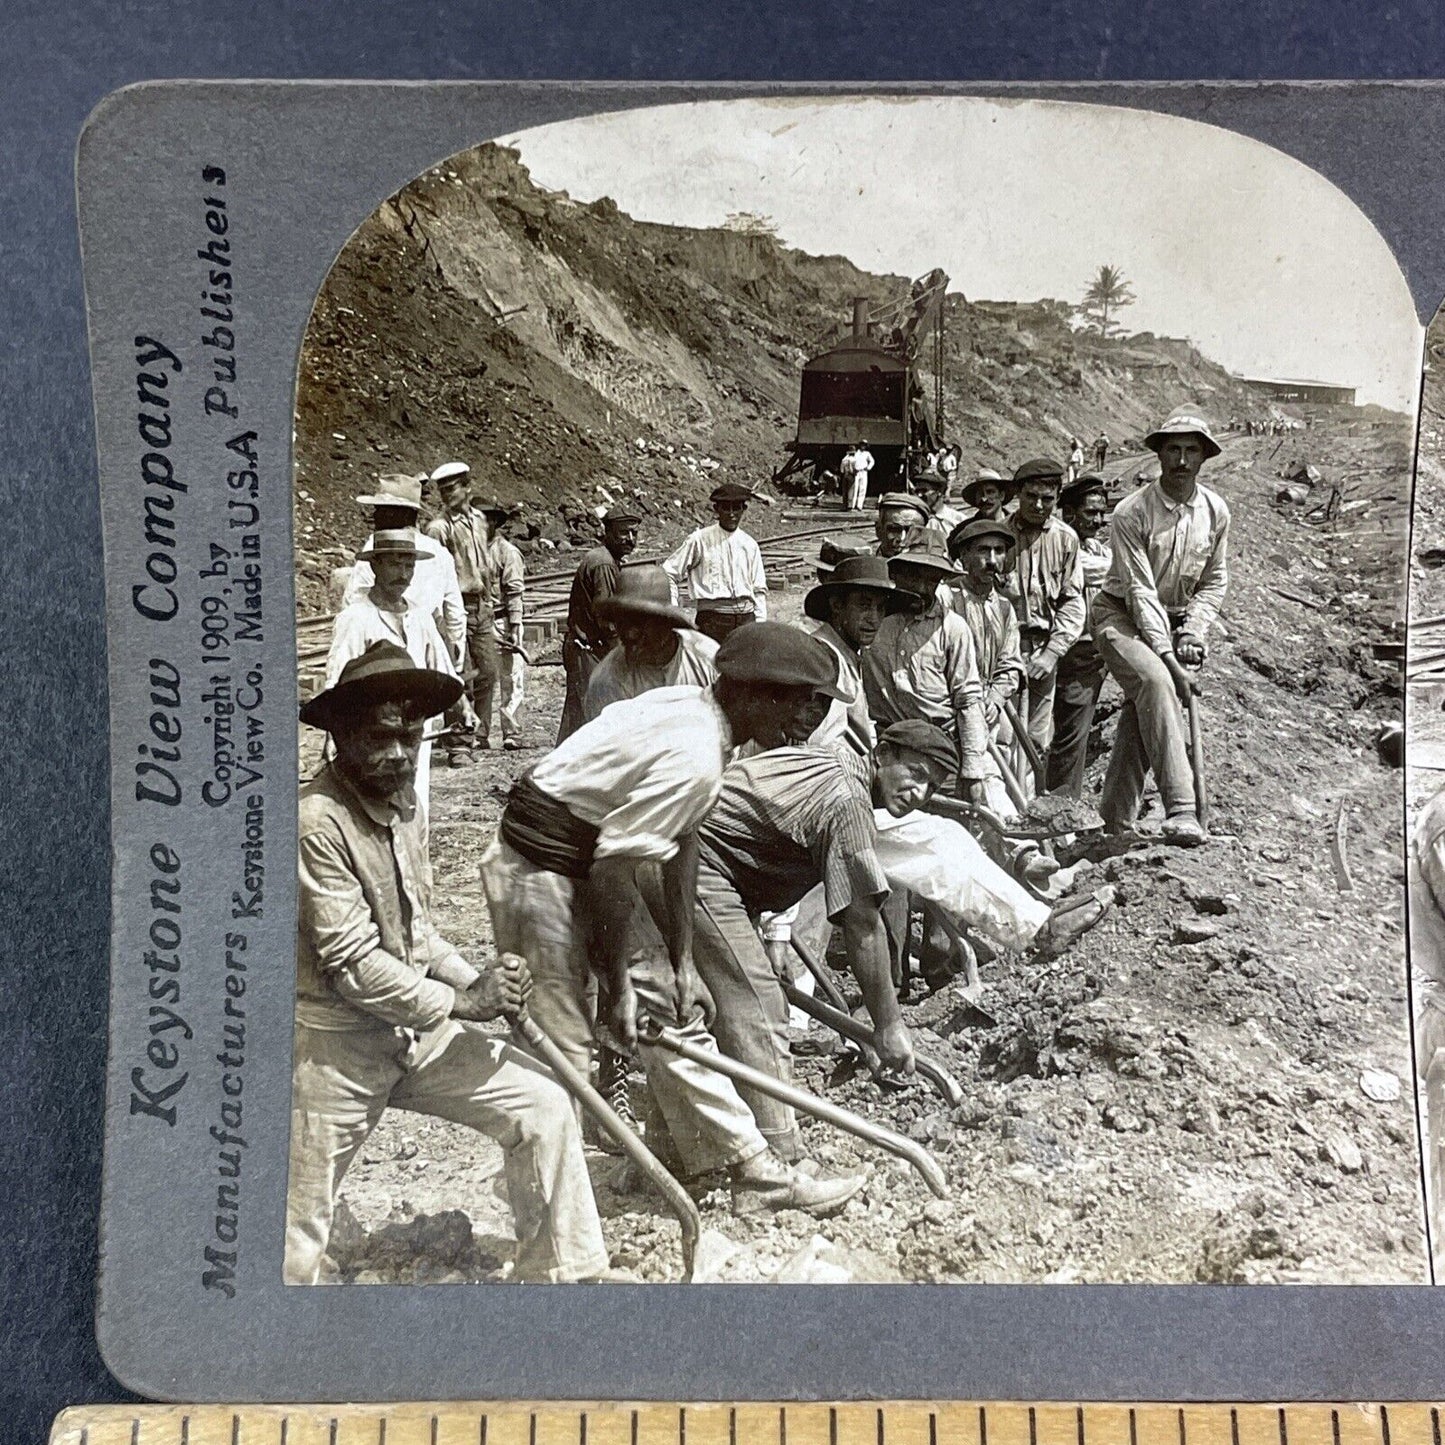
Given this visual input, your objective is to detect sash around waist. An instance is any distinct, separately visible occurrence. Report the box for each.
[500,771,600,879]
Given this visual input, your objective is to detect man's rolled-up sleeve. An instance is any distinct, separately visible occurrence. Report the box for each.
[299,827,455,1030]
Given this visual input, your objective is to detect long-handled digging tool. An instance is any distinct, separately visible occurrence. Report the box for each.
[637,1018,950,1199]
[1186,691,1210,834]
[1000,695,1048,788]
[780,975,965,1108]
[984,735,1031,815]
[510,1008,700,1281]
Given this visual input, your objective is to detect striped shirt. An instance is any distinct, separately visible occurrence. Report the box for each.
[698,746,888,920]
[1097,480,1230,655]
[663,524,768,617]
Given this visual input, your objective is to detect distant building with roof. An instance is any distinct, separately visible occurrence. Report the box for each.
[1239,375,1357,406]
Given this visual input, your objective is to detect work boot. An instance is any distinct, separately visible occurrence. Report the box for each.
[447,748,473,769]
[1161,812,1206,847]
[1031,885,1116,961]
[730,1149,865,1219]
[594,1046,642,1156]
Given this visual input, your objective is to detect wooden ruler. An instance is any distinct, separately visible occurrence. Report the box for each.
[45,1403,1445,1445]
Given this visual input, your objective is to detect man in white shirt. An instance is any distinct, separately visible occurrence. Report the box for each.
[342,473,465,665]
[663,481,769,644]
[325,531,458,823]
[843,439,875,511]
[1091,409,1230,845]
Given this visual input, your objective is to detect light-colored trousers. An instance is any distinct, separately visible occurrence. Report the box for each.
[1090,592,1196,825]
[285,1017,607,1284]
[846,470,869,510]
[494,624,525,742]
[479,836,769,1176]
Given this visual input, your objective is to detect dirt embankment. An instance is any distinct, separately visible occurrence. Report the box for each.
[321,412,1424,1287]
[295,142,1298,616]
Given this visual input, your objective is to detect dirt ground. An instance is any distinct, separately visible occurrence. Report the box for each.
[310,414,1429,1287]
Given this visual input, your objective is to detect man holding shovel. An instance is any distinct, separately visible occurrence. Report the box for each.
[1090,409,1230,845]
[286,642,609,1285]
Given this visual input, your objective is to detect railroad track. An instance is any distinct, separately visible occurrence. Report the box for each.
[295,514,881,668]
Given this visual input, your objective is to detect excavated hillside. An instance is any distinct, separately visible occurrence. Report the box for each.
[295,142,1269,613]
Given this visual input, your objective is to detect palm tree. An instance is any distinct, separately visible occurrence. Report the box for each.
[1080,265,1136,337]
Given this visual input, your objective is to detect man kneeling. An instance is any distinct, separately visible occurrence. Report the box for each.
[285,641,608,1284]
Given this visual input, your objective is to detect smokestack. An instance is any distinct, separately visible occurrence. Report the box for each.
[852,296,869,339]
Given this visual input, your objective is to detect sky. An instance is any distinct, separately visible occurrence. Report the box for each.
[499,96,1422,413]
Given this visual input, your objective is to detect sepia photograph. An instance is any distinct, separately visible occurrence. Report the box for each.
[286,95,1426,1286]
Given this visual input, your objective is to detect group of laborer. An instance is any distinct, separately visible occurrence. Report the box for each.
[285,407,1231,1286]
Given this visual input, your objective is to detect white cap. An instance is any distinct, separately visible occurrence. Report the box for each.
[430,460,471,485]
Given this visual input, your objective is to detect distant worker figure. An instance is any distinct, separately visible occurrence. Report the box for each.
[663,481,769,644]
[1091,410,1230,847]
[1093,433,1110,471]
[1067,436,1085,484]
[1047,474,1113,798]
[842,438,875,511]
[584,566,720,721]
[938,443,962,488]
[474,498,528,751]
[557,506,640,744]
[962,468,1008,523]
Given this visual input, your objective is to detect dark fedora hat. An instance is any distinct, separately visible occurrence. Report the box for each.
[803,553,901,622]
[595,564,694,630]
[948,516,1016,558]
[300,640,463,732]
[961,469,1006,507]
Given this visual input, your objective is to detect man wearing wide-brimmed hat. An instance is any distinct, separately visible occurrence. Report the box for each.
[1047,473,1113,797]
[1089,408,1230,846]
[557,505,641,743]
[961,467,1008,523]
[662,481,769,643]
[583,564,719,722]
[326,530,458,822]
[342,471,465,663]
[802,553,903,755]
[999,456,1086,778]
[862,529,989,791]
[286,641,609,1286]
[424,462,511,761]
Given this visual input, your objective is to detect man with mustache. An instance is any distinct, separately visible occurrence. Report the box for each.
[286,642,609,1285]
[1091,410,1230,845]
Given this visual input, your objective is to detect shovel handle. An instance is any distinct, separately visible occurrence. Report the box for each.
[1186,693,1209,832]
[511,1011,700,1281]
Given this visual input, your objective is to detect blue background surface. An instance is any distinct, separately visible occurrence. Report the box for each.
[10,2,1445,1439]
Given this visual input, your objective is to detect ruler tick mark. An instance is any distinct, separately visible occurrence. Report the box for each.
[1333,1412,1341,1445]
[581,1410,588,1445]
[1384,1405,1394,1445]
[831,1407,838,1445]
[1077,1407,1085,1445]
[981,1405,989,1445]
[1030,1408,1037,1445]
[929,1411,937,1445]
[1179,1408,1187,1445]
[1130,1410,1138,1445]
[1432,1408,1441,1445]
[1231,1410,1239,1445]
[730,1408,737,1445]
[232,1412,241,1445]
[877,1405,885,1445]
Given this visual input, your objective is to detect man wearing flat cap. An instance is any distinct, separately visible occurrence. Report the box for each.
[692,719,954,1161]
[583,564,718,722]
[342,472,465,665]
[1090,409,1229,846]
[425,462,521,760]
[915,469,967,543]
[1047,473,1113,797]
[326,530,458,823]
[286,642,609,1286]
[557,506,640,743]
[480,620,847,1078]
[999,457,1086,779]
[871,491,931,560]
[663,482,769,643]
